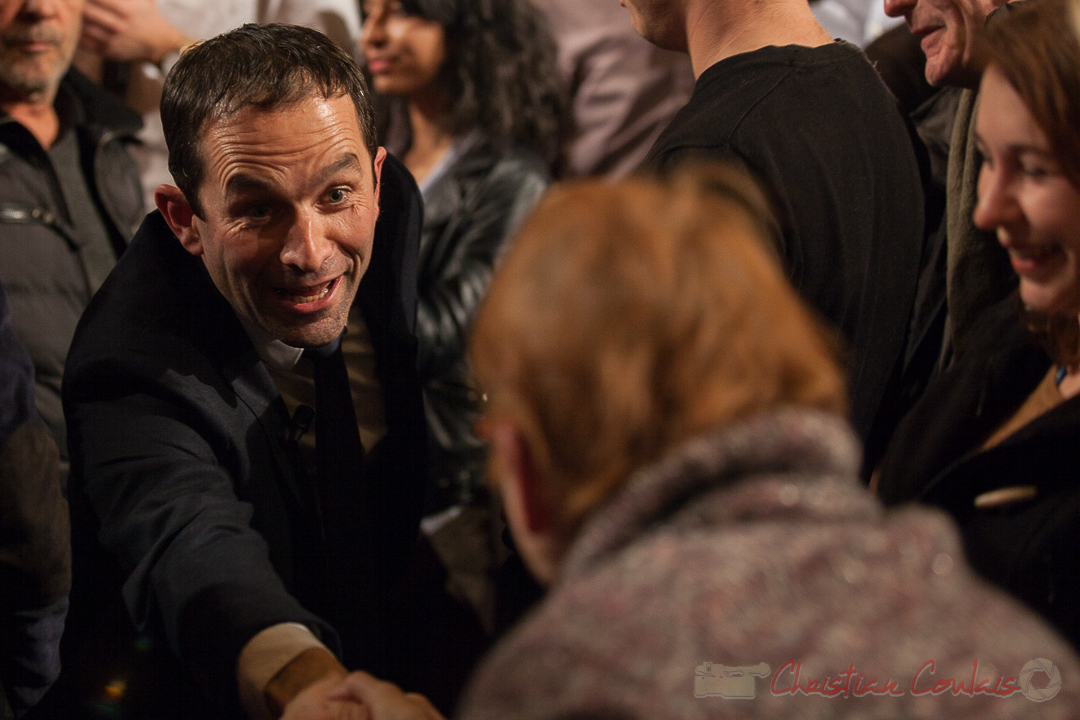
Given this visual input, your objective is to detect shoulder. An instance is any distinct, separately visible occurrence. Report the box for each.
[427,141,550,223]
[644,43,900,174]
[931,295,1044,405]
[641,60,759,172]
[477,147,550,212]
[727,43,906,139]
[65,212,248,392]
[450,141,550,192]
[876,296,1046,504]
[61,69,142,138]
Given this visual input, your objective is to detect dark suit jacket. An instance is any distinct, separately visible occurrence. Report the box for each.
[55,155,426,719]
[877,296,1080,651]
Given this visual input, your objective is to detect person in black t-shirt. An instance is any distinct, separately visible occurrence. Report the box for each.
[631,0,927,467]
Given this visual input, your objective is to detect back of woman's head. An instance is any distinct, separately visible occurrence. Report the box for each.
[469,165,848,535]
[984,0,1080,186]
[400,0,566,166]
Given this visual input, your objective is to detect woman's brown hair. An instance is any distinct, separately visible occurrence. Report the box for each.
[984,0,1080,185]
[469,165,847,538]
[984,0,1080,363]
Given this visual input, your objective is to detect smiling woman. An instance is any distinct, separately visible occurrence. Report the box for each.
[876,0,1080,653]
[975,67,1080,321]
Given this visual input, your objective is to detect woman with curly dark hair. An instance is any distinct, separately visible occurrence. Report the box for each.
[361,0,566,512]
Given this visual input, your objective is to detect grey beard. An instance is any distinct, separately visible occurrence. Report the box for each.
[0,65,54,97]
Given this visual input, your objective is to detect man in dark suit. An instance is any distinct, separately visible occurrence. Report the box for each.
[56,23,426,720]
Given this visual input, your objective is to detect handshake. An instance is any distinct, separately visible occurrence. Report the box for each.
[282,671,447,720]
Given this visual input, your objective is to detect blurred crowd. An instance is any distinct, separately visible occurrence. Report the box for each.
[1,0,1080,718]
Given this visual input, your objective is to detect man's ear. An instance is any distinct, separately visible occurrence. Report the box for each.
[372,146,386,211]
[490,421,552,533]
[155,184,203,257]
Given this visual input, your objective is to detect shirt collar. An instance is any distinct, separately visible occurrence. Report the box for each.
[236,314,304,371]
[0,80,81,152]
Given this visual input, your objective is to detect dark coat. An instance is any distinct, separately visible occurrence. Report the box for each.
[877,296,1080,650]
[55,155,426,719]
[415,137,549,502]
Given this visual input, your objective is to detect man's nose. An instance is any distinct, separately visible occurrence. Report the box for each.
[280,211,335,273]
[20,0,59,19]
[883,0,916,20]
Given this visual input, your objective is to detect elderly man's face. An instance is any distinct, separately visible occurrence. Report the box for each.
[0,0,82,100]
[884,0,1002,87]
[182,94,386,347]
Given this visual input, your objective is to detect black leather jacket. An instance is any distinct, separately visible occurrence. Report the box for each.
[416,137,549,504]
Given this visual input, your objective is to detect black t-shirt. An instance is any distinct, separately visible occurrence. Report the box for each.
[642,41,925,445]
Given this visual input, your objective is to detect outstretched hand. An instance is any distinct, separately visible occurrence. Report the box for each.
[280,676,372,720]
[80,0,193,63]
[327,672,447,720]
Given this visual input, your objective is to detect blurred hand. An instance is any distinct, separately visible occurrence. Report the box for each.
[80,0,192,63]
[281,677,371,720]
[328,672,446,720]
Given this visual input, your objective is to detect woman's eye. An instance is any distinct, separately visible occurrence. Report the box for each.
[1021,164,1050,179]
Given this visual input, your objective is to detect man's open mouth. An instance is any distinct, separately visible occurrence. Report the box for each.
[276,278,336,304]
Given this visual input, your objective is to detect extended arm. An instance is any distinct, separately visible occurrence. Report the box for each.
[65,353,340,715]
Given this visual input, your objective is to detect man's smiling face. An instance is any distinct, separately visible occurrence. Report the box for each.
[883,0,1002,87]
[182,93,386,347]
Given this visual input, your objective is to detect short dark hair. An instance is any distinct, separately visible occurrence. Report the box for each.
[161,23,378,217]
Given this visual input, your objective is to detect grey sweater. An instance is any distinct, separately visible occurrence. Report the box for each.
[460,409,1080,719]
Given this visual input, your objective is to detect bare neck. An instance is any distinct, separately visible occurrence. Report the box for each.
[1,86,61,149]
[404,91,454,186]
[685,0,834,78]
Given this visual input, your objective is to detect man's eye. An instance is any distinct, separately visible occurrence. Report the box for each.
[246,204,271,219]
[327,188,349,204]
